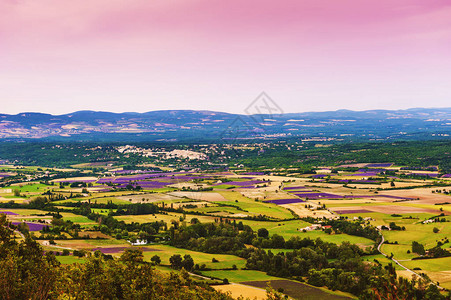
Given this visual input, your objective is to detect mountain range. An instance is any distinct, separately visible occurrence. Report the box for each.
[1,108,451,142]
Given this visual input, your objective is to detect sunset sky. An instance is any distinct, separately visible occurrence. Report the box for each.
[1,0,450,114]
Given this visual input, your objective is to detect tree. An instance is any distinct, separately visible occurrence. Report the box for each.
[257,228,269,238]
[169,254,183,269]
[412,241,425,255]
[433,227,439,233]
[181,254,195,271]
[0,214,59,299]
[150,255,161,265]
[0,214,234,299]
[120,249,144,264]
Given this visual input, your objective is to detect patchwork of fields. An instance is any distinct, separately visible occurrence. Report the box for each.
[2,161,451,299]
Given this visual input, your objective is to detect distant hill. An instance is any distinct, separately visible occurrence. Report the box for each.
[1,108,451,142]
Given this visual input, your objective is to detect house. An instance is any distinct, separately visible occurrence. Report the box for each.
[129,239,147,246]
[299,224,322,231]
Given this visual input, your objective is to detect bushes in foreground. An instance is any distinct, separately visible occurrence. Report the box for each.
[0,214,232,300]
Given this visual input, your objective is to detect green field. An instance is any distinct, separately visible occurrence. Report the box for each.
[54,197,132,205]
[242,219,375,247]
[142,244,246,270]
[216,191,295,219]
[12,183,53,193]
[361,254,404,270]
[201,270,280,282]
[382,221,451,259]
[56,256,86,264]
[402,257,451,273]
[60,212,97,224]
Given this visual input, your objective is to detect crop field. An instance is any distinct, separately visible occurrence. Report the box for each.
[213,191,295,219]
[116,212,216,224]
[281,203,336,218]
[117,193,180,203]
[212,283,268,300]
[183,205,248,217]
[1,208,49,215]
[2,147,451,300]
[169,191,229,202]
[241,280,353,300]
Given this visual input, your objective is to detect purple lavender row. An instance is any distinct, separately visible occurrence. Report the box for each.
[342,195,415,200]
[293,192,342,199]
[283,186,307,190]
[11,222,48,231]
[311,174,328,178]
[334,209,373,214]
[0,211,19,215]
[213,180,266,186]
[265,199,305,205]
[338,180,379,183]
[57,179,97,183]
[90,247,159,254]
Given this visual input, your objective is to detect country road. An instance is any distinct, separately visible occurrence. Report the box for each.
[376,231,445,290]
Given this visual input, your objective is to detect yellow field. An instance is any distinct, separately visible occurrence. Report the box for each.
[213,283,267,300]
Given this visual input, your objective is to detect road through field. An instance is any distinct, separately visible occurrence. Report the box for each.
[377,231,445,290]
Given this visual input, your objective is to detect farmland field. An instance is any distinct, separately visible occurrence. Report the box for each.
[201,270,280,282]
[241,280,353,299]
[213,283,268,300]
[2,140,451,299]
[142,245,247,269]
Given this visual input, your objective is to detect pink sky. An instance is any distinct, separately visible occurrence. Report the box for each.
[1,0,450,114]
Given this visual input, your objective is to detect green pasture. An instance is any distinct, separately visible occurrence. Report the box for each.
[60,212,96,224]
[300,231,375,247]
[53,197,131,205]
[201,270,279,282]
[382,221,451,258]
[12,183,53,193]
[361,254,403,270]
[242,219,375,247]
[402,257,451,273]
[56,256,86,264]
[380,244,418,261]
[142,244,246,270]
